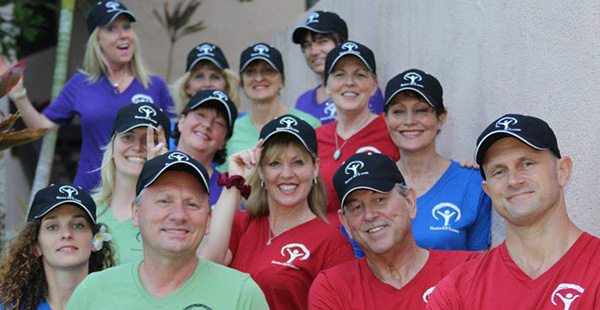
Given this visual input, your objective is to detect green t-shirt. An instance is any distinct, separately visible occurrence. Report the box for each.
[66,260,269,310]
[218,108,321,171]
[97,202,143,265]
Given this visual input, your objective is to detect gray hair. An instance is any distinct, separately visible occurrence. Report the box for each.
[133,188,145,207]
[394,183,409,196]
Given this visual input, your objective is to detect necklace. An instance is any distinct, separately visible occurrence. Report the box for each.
[332,114,374,160]
[110,73,128,94]
[266,213,310,245]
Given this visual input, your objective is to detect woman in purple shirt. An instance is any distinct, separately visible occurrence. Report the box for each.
[5,1,174,192]
[291,11,384,124]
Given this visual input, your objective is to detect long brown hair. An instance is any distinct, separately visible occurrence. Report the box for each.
[245,135,327,220]
[0,219,114,310]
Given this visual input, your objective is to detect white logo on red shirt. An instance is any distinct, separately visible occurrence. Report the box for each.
[422,286,435,304]
[271,243,310,270]
[429,202,461,234]
[551,283,584,310]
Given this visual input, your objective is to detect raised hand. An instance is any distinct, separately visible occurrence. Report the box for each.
[227,139,263,182]
[146,125,168,160]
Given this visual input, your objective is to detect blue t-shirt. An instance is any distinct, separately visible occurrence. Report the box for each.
[0,300,52,310]
[412,161,491,251]
[294,86,384,124]
[43,73,174,192]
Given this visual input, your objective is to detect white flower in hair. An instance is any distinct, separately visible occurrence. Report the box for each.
[92,224,112,251]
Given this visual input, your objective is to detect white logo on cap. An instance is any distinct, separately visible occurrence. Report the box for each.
[551,283,584,310]
[402,72,423,87]
[196,44,215,57]
[423,286,435,304]
[430,203,461,233]
[210,90,229,102]
[56,185,79,200]
[344,160,369,184]
[279,116,297,129]
[105,1,125,13]
[495,116,521,132]
[135,105,158,124]
[131,94,154,104]
[251,44,270,57]
[340,42,360,55]
[271,243,311,270]
[168,152,189,162]
[306,12,320,24]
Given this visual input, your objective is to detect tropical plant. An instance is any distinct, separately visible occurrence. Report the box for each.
[0,0,56,57]
[153,0,206,82]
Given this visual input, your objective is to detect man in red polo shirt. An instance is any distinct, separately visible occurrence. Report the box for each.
[427,114,600,310]
[308,152,480,310]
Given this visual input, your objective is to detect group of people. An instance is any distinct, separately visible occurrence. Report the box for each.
[0,1,597,310]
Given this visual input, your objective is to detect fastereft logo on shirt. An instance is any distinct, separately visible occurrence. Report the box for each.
[549,283,585,310]
[271,243,311,270]
[182,304,213,310]
[429,202,461,234]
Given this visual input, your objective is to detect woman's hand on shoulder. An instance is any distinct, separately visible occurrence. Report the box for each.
[458,159,480,170]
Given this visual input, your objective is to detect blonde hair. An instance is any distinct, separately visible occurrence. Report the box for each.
[81,28,151,88]
[92,136,116,212]
[170,62,240,114]
[245,136,327,220]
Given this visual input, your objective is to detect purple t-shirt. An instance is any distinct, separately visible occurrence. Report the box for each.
[294,86,385,124]
[43,73,174,192]
[209,166,223,207]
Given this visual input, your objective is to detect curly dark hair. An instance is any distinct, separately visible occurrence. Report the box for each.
[173,101,234,165]
[0,219,115,310]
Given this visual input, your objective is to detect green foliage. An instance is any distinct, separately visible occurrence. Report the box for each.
[0,0,57,56]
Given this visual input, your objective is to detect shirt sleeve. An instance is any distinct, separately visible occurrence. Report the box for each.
[322,236,354,270]
[466,185,492,251]
[65,277,91,310]
[228,211,249,258]
[236,276,270,310]
[425,276,462,310]
[42,76,79,125]
[308,272,342,310]
[152,76,176,118]
[368,87,385,115]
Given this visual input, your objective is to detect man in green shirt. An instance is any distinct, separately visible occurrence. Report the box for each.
[67,151,268,310]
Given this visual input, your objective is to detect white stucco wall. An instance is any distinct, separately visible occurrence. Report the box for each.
[273,0,600,244]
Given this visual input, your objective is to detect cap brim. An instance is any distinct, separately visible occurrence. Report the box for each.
[475,131,549,165]
[384,87,437,108]
[240,57,281,73]
[188,57,224,72]
[32,201,96,224]
[115,123,161,135]
[292,26,332,44]
[340,185,393,210]
[260,130,315,155]
[189,98,233,128]
[142,161,210,194]
[328,53,374,75]
[104,11,136,28]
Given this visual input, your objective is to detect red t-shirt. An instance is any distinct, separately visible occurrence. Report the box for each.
[316,114,400,227]
[308,250,481,310]
[427,232,600,310]
[229,211,354,310]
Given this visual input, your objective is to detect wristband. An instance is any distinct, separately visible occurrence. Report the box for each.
[8,88,27,101]
[218,172,251,199]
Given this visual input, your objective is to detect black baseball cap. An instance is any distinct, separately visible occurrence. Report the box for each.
[384,69,444,110]
[87,1,136,34]
[324,41,376,83]
[239,43,284,74]
[136,151,209,196]
[334,153,405,209]
[186,43,229,72]
[259,114,318,155]
[182,89,238,129]
[292,11,348,44]
[28,183,97,223]
[475,114,561,178]
[111,102,171,141]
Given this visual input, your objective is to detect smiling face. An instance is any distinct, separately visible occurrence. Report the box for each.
[385,91,446,153]
[301,32,338,75]
[241,60,283,103]
[113,127,149,178]
[339,187,416,255]
[36,204,94,271]
[132,170,211,260]
[481,138,572,227]
[97,15,135,68]
[177,104,229,158]
[258,141,319,211]
[186,62,227,96]
[326,56,378,115]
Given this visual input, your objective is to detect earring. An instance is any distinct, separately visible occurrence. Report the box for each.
[313,178,318,185]
[260,180,265,188]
